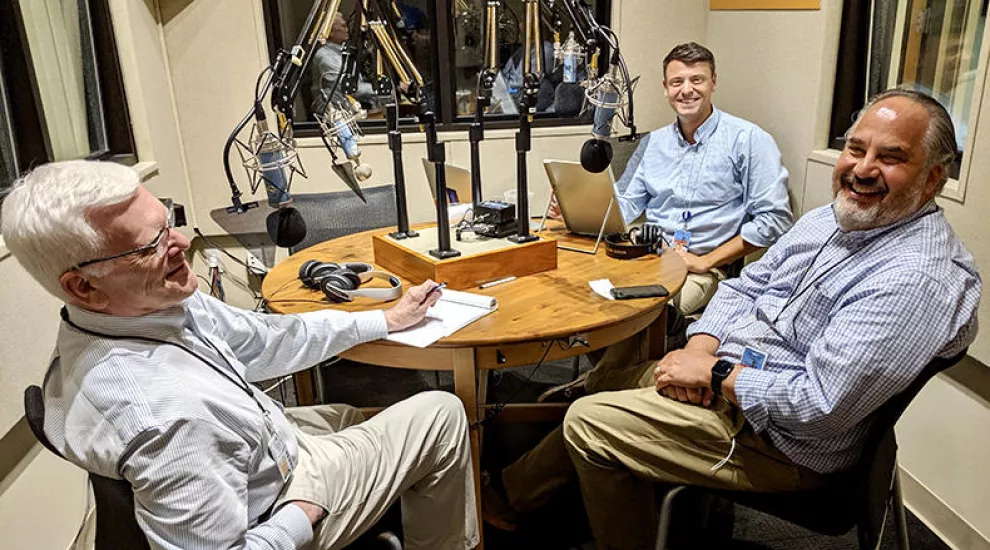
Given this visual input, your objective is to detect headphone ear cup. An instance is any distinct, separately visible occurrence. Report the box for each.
[298,260,319,288]
[628,226,641,246]
[320,273,353,302]
[334,268,361,289]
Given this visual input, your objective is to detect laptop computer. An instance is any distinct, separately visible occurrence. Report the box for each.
[542,159,628,237]
[422,158,473,204]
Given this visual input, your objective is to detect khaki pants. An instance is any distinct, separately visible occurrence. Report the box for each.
[564,388,825,549]
[671,270,725,318]
[503,366,824,550]
[277,391,479,550]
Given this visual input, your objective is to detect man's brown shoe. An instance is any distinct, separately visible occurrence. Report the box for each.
[481,474,519,531]
[537,372,589,403]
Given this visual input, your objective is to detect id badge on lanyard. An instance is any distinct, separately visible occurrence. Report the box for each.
[263,410,293,482]
[674,211,692,251]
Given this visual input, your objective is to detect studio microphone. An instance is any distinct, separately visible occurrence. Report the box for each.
[554,32,585,118]
[580,84,618,173]
[318,97,371,201]
[252,108,307,248]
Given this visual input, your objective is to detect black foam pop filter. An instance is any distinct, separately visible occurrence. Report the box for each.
[266,207,307,248]
[580,138,613,173]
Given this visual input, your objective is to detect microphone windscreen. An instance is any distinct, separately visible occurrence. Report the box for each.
[266,207,307,248]
[354,162,373,181]
[580,138,613,173]
[554,82,584,118]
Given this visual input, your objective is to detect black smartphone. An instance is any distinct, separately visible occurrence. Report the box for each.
[611,285,670,300]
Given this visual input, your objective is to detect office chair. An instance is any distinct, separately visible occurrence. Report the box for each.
[653,349,968,550]
[24,385,150,550]
[288,184,399,254]
[24,385,402,550]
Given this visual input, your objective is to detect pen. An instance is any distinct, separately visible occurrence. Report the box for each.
[420,282,446,304]
[480,276,516,289]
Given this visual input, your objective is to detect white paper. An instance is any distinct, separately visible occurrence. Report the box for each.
[386,290,498,348]
[589,278,615,300]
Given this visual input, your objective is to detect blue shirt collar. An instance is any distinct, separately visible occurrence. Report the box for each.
[62,297,192,339]
[673,106,721,146]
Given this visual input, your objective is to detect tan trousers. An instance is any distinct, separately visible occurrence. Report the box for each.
[503,365,824,550]
[671,270,725,318]
[278,391,479,550]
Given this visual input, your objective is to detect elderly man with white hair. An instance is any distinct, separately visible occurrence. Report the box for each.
[1,160,479,550]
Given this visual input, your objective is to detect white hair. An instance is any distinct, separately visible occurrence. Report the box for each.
[1,160,140,299]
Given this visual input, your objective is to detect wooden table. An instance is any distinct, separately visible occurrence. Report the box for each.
[261,222,687,548]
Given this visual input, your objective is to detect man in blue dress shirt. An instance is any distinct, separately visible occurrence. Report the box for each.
[540,42,792,401]
[488,90,981,548]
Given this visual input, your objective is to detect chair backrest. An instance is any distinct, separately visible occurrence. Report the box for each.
[853,349,967,547]
[24,385,151,550]
[288,184,399,254]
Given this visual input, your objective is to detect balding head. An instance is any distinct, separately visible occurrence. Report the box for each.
[832,90,952,231]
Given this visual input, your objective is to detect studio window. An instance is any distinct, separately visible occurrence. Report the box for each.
[0,0,135,200]
[831,0,988,182]
[263,0,610,134]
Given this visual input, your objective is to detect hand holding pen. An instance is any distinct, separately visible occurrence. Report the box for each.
[384,280,444,332]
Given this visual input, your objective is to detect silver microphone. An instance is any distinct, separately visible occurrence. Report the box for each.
[315,96,373,182]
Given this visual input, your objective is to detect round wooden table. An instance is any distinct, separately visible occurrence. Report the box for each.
[262,222,687,548]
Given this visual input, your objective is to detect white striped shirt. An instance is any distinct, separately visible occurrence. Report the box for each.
[688,202,981,473]
[43,292,388,549]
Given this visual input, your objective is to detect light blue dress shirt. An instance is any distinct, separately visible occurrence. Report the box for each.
[44,292,388,550]
[688,203,981,473]
[615,107,793,255]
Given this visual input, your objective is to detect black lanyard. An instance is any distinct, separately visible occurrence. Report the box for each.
[59,307,267,417]
[771,207,939,325]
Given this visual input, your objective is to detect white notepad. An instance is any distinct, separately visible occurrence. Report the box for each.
[385,289,499,348]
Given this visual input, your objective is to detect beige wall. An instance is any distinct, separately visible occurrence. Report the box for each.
[706,1,843,213]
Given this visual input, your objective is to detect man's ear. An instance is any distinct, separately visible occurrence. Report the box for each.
[60,270,110,311]
[923,163,946,199]
[711,71,718,92]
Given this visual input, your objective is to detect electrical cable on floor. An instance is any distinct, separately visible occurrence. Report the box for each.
[474,339,559,427]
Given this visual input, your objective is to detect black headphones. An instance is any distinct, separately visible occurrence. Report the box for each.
[604,224,666,260]
[298,260,403,303]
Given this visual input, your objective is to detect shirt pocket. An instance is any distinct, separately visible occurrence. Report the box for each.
[783,284,835,351]
[694,152,741,205]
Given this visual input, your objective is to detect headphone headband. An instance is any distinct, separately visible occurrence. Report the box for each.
[604,224,664,260]
[299,260,402,303]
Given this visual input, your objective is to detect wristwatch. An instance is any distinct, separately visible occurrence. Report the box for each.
[711,359,735,399]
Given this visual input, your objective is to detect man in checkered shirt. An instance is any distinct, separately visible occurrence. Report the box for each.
[487,89,982,550]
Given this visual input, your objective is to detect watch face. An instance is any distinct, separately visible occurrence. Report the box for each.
[713,360,734,377]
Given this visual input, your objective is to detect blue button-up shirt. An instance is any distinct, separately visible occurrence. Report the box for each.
[689,203,981,473]
[616,107,793,254]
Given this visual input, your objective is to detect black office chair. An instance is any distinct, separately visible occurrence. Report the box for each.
[25,385,151,550]
[654,349,967,550]
[24,385,402,550]
[288,184,399,254]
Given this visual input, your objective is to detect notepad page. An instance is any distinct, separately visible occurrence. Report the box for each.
[384,292,497,348]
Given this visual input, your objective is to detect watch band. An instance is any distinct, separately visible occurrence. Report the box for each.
[711,359,734,398]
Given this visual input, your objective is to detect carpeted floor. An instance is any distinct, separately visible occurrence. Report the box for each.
[295,357,951,550]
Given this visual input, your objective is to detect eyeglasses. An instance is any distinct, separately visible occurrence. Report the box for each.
[74,221,172,270]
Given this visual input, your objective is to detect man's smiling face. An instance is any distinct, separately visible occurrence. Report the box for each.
[663,60,716,126]
[832,96,943,231]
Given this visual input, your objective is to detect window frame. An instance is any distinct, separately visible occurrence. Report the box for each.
[0,0,136,201]
[260,0,611,137]
[828,0,990,203]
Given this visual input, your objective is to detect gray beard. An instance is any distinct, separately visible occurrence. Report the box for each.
[832,190,927,231]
